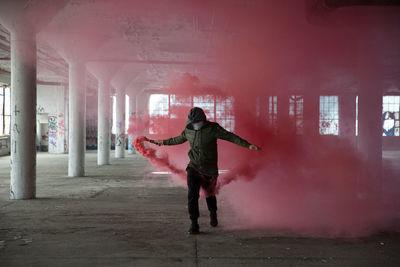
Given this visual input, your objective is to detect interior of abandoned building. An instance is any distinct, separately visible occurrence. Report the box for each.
[0,0,399,266]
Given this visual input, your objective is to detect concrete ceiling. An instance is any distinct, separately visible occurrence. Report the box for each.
[0,0,399,93]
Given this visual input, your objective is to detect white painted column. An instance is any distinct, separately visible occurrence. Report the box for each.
[128,94,136,154]
[303,91,320,137]
[115,87,125,158]
[357,38,383,195]
[339,93,356,142]
[277,92,291,135]
[135,91,150,137]
[10,29,37,199]
[68,61,86,177]
[97,79,111,164]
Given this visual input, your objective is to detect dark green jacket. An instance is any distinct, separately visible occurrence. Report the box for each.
[162,122,251,177]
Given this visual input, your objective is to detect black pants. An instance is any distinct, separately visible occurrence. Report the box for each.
[186,167,217,221]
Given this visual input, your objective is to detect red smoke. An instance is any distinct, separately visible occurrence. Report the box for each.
[7,0,396,238]
[132,136,186,179]
[128,71,399,238]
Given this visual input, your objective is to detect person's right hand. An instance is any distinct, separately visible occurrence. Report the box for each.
[249,144,261,150]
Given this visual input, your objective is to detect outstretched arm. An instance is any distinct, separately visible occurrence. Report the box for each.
[215,125,261,150]
[149,130,187,146]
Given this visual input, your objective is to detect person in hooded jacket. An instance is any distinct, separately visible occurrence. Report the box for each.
[150,107,260,234]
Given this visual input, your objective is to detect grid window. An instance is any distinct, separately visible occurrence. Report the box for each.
[0,87,11,135]
[149,94,169,117]
[216,96,235,131]
[319,96,339,135]
[125,95,129,134]
[382,95,400,136]
[268,96,277,133]
[193,95,215,121]
[170,94,191,119]
[148,93,235,134]
[148,94,169,134]
[289,95,303,134]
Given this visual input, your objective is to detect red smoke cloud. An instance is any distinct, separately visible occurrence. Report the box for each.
[17,0,396,238]
[128,71,399,238]
[132,136,186,178]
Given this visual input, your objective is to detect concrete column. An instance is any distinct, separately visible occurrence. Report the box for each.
[357,38,383,194]
[303,91,320,137]
[339,93,357,142]
[357,78,382,193]
[68,61,86,177]
[10,29,37,199]
[97,79,111,164]
[115,87,125,158]
[135,91,149,136]
[277,92,292,135]
[128,94,136,154]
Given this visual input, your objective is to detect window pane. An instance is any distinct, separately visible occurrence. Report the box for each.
[4,115,10,135]
[4,88,11,116]
[319,96,339,135]
[125,95,129,134]
[216,96,235,131]
[0,93,3,116]
[170,94,191,119]
[382,95,400,136]
[289,95,303,134]
[112,96,116,134]
[0,116,3,134]
[193,95,214,120]
[149,94,169,117]
[149,94,169,134]
[268,96,277,133]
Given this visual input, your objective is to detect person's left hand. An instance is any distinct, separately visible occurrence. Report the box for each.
[249,144,261,150]
[150,140,163,146]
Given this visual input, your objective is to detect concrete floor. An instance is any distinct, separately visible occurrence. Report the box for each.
[0,151,399,267]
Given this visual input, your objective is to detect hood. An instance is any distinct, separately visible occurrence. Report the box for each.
[186,107,207,126]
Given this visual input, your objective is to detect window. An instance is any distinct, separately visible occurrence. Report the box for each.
[268,96,277,133]
[170,94,191,119]
[216,96,235,131]
[112,94,131,134]
[112,96,116,134]
[382,95,400,136]
[0,86,11,135]
[149,94,169,117]
[148,93,235,134]
[289,95,303,134]
[355,95,358,136]
[193,95,215,121]
[319,96,339,135]
[125,94,129,134]
[148,94,169,134]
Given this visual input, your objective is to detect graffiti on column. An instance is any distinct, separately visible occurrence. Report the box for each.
[86,119,97,150]
[13,124,21,134]
[48,115,58,149]
[116,134,125,147]
[12,105,21,155]
[36,105,45,114]
[58,113,65,136]
[117,122,123,132]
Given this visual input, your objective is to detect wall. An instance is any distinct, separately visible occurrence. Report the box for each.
[383,137,400,151]
[0,135,10,156]
[37,85,67,153]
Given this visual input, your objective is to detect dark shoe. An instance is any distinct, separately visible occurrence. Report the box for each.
[188,222,200,235]
[210,211,218,227]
